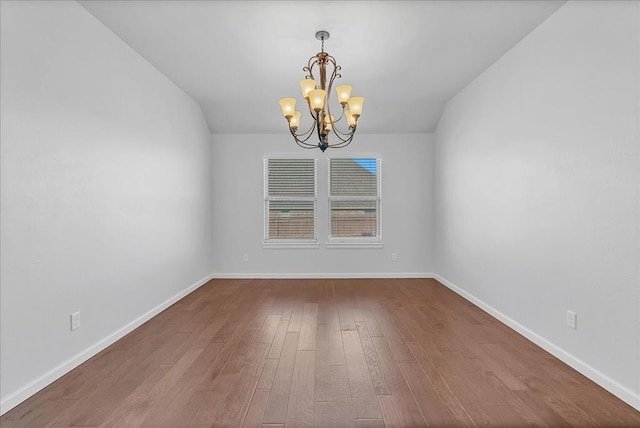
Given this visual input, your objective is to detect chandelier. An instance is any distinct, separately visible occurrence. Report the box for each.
[278,31,364,152]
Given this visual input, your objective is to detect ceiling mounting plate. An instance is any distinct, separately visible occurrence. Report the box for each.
[315,30,330,41]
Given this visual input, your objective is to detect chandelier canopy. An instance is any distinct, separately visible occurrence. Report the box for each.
[278,31,364,152]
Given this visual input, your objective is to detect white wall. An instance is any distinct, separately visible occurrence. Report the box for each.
[435,1,640,409]
[211,133,434,277]
[0,1,213,413]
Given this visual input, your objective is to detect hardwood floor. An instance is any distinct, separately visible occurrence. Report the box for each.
[2,278,639,427]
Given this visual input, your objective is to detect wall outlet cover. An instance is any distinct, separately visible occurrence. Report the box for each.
[70,312,80,331]
[566,310,577,329]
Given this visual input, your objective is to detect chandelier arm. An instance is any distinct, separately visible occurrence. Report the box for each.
[331,108,346,123]
[325,54,341,79]
[296,139,321,149]
[292,106,317,137]
[290,128,320,149]
[331,121,358,145]
[333,131,355,147]
[323,55,339,124]
[328,126,355,144]
[308,102,320,122]
[325,69,349,143]
[329,110,355,137]
[292,123,318,143]
[291,131,315,144]
[293,120,316,138]
[331,126,354,137]
[327,133,354,149]
[296,140,321,149]
[299,93,322,144]
[305,56,320,80]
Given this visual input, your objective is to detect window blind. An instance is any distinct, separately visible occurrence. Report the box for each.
[328,158,381,241]
[264,158,317,242]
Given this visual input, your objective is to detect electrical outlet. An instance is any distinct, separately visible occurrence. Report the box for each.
[243,254,249,263]
[391,253,398,262]
[70,312,80,331]
[566,310,577,329]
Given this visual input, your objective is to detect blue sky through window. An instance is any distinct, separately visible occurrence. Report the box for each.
[352,158,377,175]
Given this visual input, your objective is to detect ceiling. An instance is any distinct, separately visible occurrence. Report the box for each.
[79,1,565,134]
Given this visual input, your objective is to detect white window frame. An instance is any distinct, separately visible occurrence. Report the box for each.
[327,156,383,248]
[263,156,319,248]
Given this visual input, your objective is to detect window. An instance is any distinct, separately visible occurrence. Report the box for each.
[328,157,381,244]
[264,158,317,244]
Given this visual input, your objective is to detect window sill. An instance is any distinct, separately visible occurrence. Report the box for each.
[263,242,320,249]
[325,241,384,249]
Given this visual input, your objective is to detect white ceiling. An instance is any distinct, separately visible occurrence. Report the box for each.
[78,0,565,134]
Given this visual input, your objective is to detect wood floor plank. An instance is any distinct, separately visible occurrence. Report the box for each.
[69,364,171,427]
[257,358,278,390]
[371,336,427,427]
[284,350,315,427]
[512,388,573,427]
[468,361,548,426]
[268,319,290,359]
[317,300,330,325]
[69,333,191,426]
[287,300,305,333]
[314,401,332,427]
[354,419,385,428]
[328,304,346,366]
[3,278,639,428]
[371,308,414,362]
[405,340,474,426]
[363,311,383,337]
[258,314,282,344]
[384,303,416,343]
[330,365,355,428]
[216,342,271,426]
[298,303,318,351]
[198,326,259,390]
[212,302,256,343]
[314,323,331,402]
[116,348,203,426]
[378,395,403,428]
[242,389,271,428]
[249,303,273,330]
[139,373,203,427]
[262,332,299,424]
[352,304,365,323]
[342,330,382,419]
[189,327,262,426]
[398,360,458,426]
[338,302,357,331]
[189,360,247,425]
[7,350,122,427]
[355,321,390,395]
[521,375,601,426]
[184,341,225,376]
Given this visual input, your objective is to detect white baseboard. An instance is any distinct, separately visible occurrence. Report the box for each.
[211,272,435,279]
[0,273,214,415]
[433,274,640,412]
